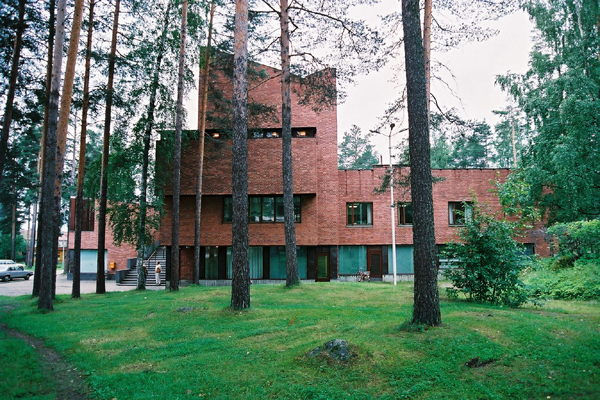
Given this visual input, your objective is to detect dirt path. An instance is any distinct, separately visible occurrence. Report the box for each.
[0,323,92,400]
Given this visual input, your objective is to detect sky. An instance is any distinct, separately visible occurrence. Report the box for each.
[337,6,535,163]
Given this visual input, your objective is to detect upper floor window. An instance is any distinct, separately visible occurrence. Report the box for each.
[448,201,473,226]
[224,196,300,223]
[347,202,373,226]
[207,127,316,140]
[398,202,413,225]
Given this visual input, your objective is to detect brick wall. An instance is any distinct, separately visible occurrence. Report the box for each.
[67,226,137,272]
[158,59,548,258]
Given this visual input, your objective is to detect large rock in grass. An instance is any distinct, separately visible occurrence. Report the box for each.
[308,339,351,362]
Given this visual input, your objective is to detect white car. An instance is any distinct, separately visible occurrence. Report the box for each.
[0,260,34,282]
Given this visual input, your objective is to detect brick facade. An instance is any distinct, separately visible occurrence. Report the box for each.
[68,60,545,283]
[67,215,137,276]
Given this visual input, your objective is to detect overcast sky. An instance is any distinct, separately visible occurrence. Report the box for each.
[338,7,535,163]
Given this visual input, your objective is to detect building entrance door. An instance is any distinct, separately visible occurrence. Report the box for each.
[316,253,330,282]
[367,246,382,279]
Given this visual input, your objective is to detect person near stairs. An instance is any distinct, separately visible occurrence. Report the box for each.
[155,261,162,285]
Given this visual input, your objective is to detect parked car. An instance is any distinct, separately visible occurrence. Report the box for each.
[0,260,34,282]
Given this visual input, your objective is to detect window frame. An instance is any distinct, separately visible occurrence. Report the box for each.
[206,127,316,139]
[397,202,413,225]
[346,202,373,226]
[448,201,473,226]
[223,195,301,223]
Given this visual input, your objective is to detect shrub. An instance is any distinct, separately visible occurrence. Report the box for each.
[547,220,600,261]
[524,258,600,301]
[443,200,529,307]
[551,255,575,270]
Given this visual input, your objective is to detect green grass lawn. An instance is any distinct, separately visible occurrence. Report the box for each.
[1,282,599,399]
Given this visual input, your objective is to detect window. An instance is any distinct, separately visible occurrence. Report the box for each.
[398,202,413,225]
[448,201,473,226]
[223,196,301,223]
[207,127,316,139]
[347,202,373,226]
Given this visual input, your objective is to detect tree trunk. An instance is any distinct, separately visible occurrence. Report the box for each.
[137,0,172,290]
[280,0,299,287]
[401,0,441,327]
[39,0,67,311]
[33,0,56,298]
[73,0,96,299]
[97,0,121,294]
[231,0,250,310]
[423,0,432,117]
[11,201,17,260]
[170,0,189,292]
[194,0,215,286]
[0,0,26,189]
[52,0,85,299]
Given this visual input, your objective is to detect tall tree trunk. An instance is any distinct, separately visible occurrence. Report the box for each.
[27,204,35,267]
[64,111,78,275]
[39,0,67,311]
[423,0,432,116]
[170,0,189,292]
[231,0,250,310]
[33,0,56,297]
[73,0,96,299]
[0,0,26,189]
[280,0,299,287]
[52,0,85,299]
[11,200,16,260]
[401,0,441,327]
[137,0,173,290]
[97,0,121,294]
[194,1,215,285]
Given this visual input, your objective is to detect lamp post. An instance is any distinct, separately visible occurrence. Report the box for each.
[388,123,397,286]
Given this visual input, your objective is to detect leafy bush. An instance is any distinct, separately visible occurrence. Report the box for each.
[443,200,529,307]
[550,255,575,270]
[524,258,600,301]
[547,220,600,261]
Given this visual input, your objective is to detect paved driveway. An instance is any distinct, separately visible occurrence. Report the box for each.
[0,272,163,297]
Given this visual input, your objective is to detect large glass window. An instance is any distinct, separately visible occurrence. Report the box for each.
[226,246,263,279]
[347,202,373,226]
[448,201,473,226]
[388,245,414,274]
[223,196,301,223]
[269,246,308,279]
[204,246,219,279]
[249,197,262,223]
[262,197,275,222]
[338,246,367,274]
[398,202,413,225]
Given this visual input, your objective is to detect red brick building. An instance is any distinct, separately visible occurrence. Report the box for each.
[156,61,547,284]
[66,199,137,279]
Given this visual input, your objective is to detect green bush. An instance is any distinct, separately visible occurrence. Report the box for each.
[524,258,600,301]
[443,200,529,307]
[551,255,575,270]
[547,220,600,261]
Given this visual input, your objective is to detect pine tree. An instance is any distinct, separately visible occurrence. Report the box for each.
[231,0,251,310]
[338,125,379,170]
[401,0,441,327]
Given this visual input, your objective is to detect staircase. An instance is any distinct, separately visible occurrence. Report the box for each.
[118,247,166,286]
